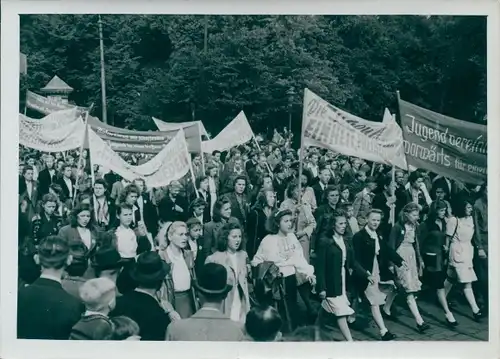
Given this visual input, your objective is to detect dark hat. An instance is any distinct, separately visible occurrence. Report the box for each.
[92,246,124,271]
[69,242,89,265]
[194,263,232,296]
[130,252,170,285]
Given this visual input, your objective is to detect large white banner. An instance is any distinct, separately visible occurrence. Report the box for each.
[152,117,209,137]
[26,90,86,115]
[303,89,408,170]
[19,109,85,152]
[88,127,191,188]
[201,111,254,153]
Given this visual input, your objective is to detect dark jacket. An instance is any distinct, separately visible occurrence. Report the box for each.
[352,228,403,294]
[388,222,424,269]
[17,277,84,339]
[315,235,366,297]
[32,213,63,245]
[227,192,250,227]
[38,168,57,196]
[312,182,327,207]
[56,177,76,200]
[418,218,447,272]
[246,208,271,260]
[70,313,114,340]
[158,195,189,223]
[111,290,171,341]
[134,194,159,237]
[272,178,287,205]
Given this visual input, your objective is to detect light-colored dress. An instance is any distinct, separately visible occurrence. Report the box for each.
[395,224,422,293]
[447,216,477,283]
[321,236,355,317]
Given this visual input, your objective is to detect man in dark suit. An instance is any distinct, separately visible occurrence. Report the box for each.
[56,164,76,202]
[111,252,174,341]
[19,165,39,221]
[166,263,245,341]
[17,236,84,339]
[272,164,288,205]
[38,154,57,196]
[312,164,331,207]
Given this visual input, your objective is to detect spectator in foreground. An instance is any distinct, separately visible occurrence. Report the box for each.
[107,316,141,340]
[69,278,116,340]
[245,305,282,342]
[166,263,245,341]
[17,236,84,339]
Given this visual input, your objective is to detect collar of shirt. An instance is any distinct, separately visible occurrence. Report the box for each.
[40,273,62,283]
[84,310,108,317]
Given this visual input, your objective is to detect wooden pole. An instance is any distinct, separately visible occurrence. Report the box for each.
[72,104,94,207]
[389,166,396,225]
[297,89,308,206]
[98,15,108,124]
[253,135,273,178]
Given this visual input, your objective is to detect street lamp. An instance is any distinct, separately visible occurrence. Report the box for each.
[287,86,295,134]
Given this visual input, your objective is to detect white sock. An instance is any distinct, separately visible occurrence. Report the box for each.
[407,295,424,325]
[383,291,396,315]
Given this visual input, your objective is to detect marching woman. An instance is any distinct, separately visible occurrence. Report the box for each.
[251,209,316,332]
[386,202,430,333]
[280,181,317,323]
[315,210,366,342]
[206,222,251,323]
[246,189,276,261]
[418,200,457,326]
[352,209,406,341]
[445,198,484,321]
[58,203,99,256]
[159,221,198,319]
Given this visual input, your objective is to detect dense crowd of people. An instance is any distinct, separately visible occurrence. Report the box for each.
[17,129,488,341]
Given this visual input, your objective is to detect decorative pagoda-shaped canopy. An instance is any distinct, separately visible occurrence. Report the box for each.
[40,75,74,94]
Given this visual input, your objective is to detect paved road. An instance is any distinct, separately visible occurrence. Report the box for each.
[299,290,488,341]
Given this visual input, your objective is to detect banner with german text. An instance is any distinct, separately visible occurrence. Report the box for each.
[399,99,487,184]
[201,111,254,153]
[26,90,85,115]
[88,127,191,188]
[86,116,201,154]
[19,109,85,152]
[302,89,407,169]
[152,117,209,137]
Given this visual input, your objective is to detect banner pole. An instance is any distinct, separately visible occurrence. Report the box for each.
[389,166,396,225]
[24,90,28,115]
[253,134,273,177]
[297,89,308,206]
[72,103,94,208]
[199,123,205,175]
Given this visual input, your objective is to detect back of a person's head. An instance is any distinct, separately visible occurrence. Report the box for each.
[79,277,116,312]
[245,305,282,342]
[36,236,70,270]
[65,242,89,277]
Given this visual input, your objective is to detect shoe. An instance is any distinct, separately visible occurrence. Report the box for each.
[473,311,484,322]
[417,322,430,333]
[381,331,396,341]
[445,318,459,328]
[382,309,396,321]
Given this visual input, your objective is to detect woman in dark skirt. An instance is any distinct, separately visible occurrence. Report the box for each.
[419,200,457,327]
[352,209,405,341]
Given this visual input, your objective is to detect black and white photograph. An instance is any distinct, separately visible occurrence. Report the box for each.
[1,1,499,359]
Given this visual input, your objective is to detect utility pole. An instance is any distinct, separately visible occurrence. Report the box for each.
[204,15,208,53]
[98,14,108,124]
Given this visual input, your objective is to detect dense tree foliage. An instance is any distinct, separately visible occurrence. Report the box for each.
[20,15,486,139]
